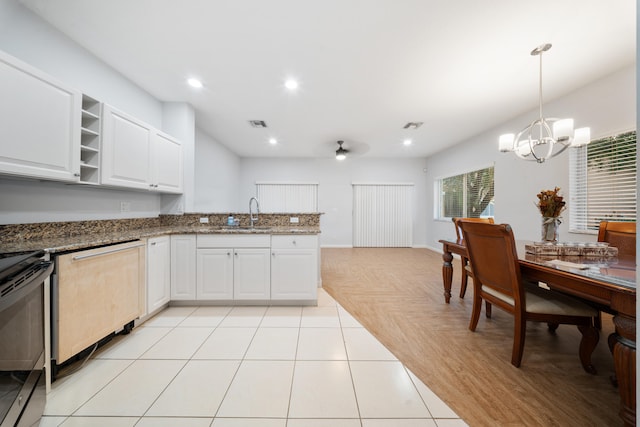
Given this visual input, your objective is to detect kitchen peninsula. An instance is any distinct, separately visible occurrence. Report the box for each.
[0,213,321,254]
[1,212,321,386]
[0,214,321,308]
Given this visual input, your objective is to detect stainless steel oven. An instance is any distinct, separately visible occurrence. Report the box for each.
[0,251,52,427]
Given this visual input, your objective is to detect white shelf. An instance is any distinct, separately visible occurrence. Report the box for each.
[80,144,99,153]
[79,94,101,184]
[82,109,99,120]
[81,127,99,137]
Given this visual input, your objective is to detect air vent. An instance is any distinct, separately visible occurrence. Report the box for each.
[249,120,268,128]
[403,122,423,129]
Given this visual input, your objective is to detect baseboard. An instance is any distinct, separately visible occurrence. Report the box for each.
[425,244,442,253]
[321,244,442,251]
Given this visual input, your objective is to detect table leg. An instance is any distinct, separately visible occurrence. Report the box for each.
[613,314,636,427]
[442,249,453,304]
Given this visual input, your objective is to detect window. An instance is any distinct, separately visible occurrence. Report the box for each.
[255,182,318,212]
[437,166,494,219]
[570,131,636,233]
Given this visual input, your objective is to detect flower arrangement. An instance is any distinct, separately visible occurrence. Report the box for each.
[536,187,566,218]
[537,187,565,242]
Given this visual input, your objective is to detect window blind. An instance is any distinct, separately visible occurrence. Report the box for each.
[352,183,413,247]
[569,131,636,232]
[255,182,319,212]
[437,166,494,219]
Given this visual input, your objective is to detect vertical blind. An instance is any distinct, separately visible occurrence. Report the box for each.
[569,131,636,232]
[352,183,413,247]
[255,182,319,212]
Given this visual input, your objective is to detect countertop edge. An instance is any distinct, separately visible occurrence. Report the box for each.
[1,226,321,255]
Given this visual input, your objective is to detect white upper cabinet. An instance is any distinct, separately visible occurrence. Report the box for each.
[101,104,183,193]
[0,50,81,182]
[101,104,152,190]
[152,131,183,193]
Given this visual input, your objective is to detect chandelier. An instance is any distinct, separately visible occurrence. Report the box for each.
[499,43,590,163]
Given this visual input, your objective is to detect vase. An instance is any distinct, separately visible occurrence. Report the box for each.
[541,216,560,242]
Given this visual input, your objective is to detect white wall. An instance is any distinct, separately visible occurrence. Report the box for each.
[0,177,161,223]
[237,157,429,247]
[0,0,193,224]
[425,65,636,250]
[193,129,241,212]
[0,0,634,235]
[0,0,162,127]
[161,102,195,215]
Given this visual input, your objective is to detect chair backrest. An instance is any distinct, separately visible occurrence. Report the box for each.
[452,217,495,241]
[458,221,524,311]
[597,221,636,259]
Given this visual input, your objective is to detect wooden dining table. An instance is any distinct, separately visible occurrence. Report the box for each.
[439,238,637,427]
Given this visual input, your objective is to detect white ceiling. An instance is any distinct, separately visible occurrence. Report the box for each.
[20,0,636,159]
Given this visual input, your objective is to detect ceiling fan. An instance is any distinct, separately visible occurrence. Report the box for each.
[335,140,348,160]
[312,139,369,159]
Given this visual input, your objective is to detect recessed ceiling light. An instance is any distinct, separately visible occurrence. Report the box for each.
[284,79,299,90]
[403,139,413,146]
[187,78,203,88]
[268,138,277,145]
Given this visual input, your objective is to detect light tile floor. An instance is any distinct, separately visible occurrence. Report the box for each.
[39,289,468,427]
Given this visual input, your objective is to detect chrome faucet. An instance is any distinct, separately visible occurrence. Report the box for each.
[249,197,260,228]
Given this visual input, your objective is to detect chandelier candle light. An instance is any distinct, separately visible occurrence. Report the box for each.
[499,43,591,163]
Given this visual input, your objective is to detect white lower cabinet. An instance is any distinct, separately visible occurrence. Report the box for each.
[170,235,196,300]
[146,236,171,315]
[271,235,318,301]
[196,235,271,301]
[166,233,318,304]
[233,248,271,300]
[196,248,233,299]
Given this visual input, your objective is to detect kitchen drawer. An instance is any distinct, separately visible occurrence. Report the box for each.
[271,234,318,250]
[197,234,270,248]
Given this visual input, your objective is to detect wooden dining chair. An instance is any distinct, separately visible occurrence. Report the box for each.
[452,217,494,298]
[458,221,600,373]
[596,221,636,332]
[597,221,636,260]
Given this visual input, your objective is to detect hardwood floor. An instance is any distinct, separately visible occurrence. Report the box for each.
[321,247,621,427]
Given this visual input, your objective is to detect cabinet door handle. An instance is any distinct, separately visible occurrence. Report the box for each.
[227,252,231,256]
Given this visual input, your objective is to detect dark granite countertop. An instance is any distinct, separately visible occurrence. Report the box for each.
[0,225,320,255]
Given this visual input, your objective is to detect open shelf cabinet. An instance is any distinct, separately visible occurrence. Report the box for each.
[80,95,101,184]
